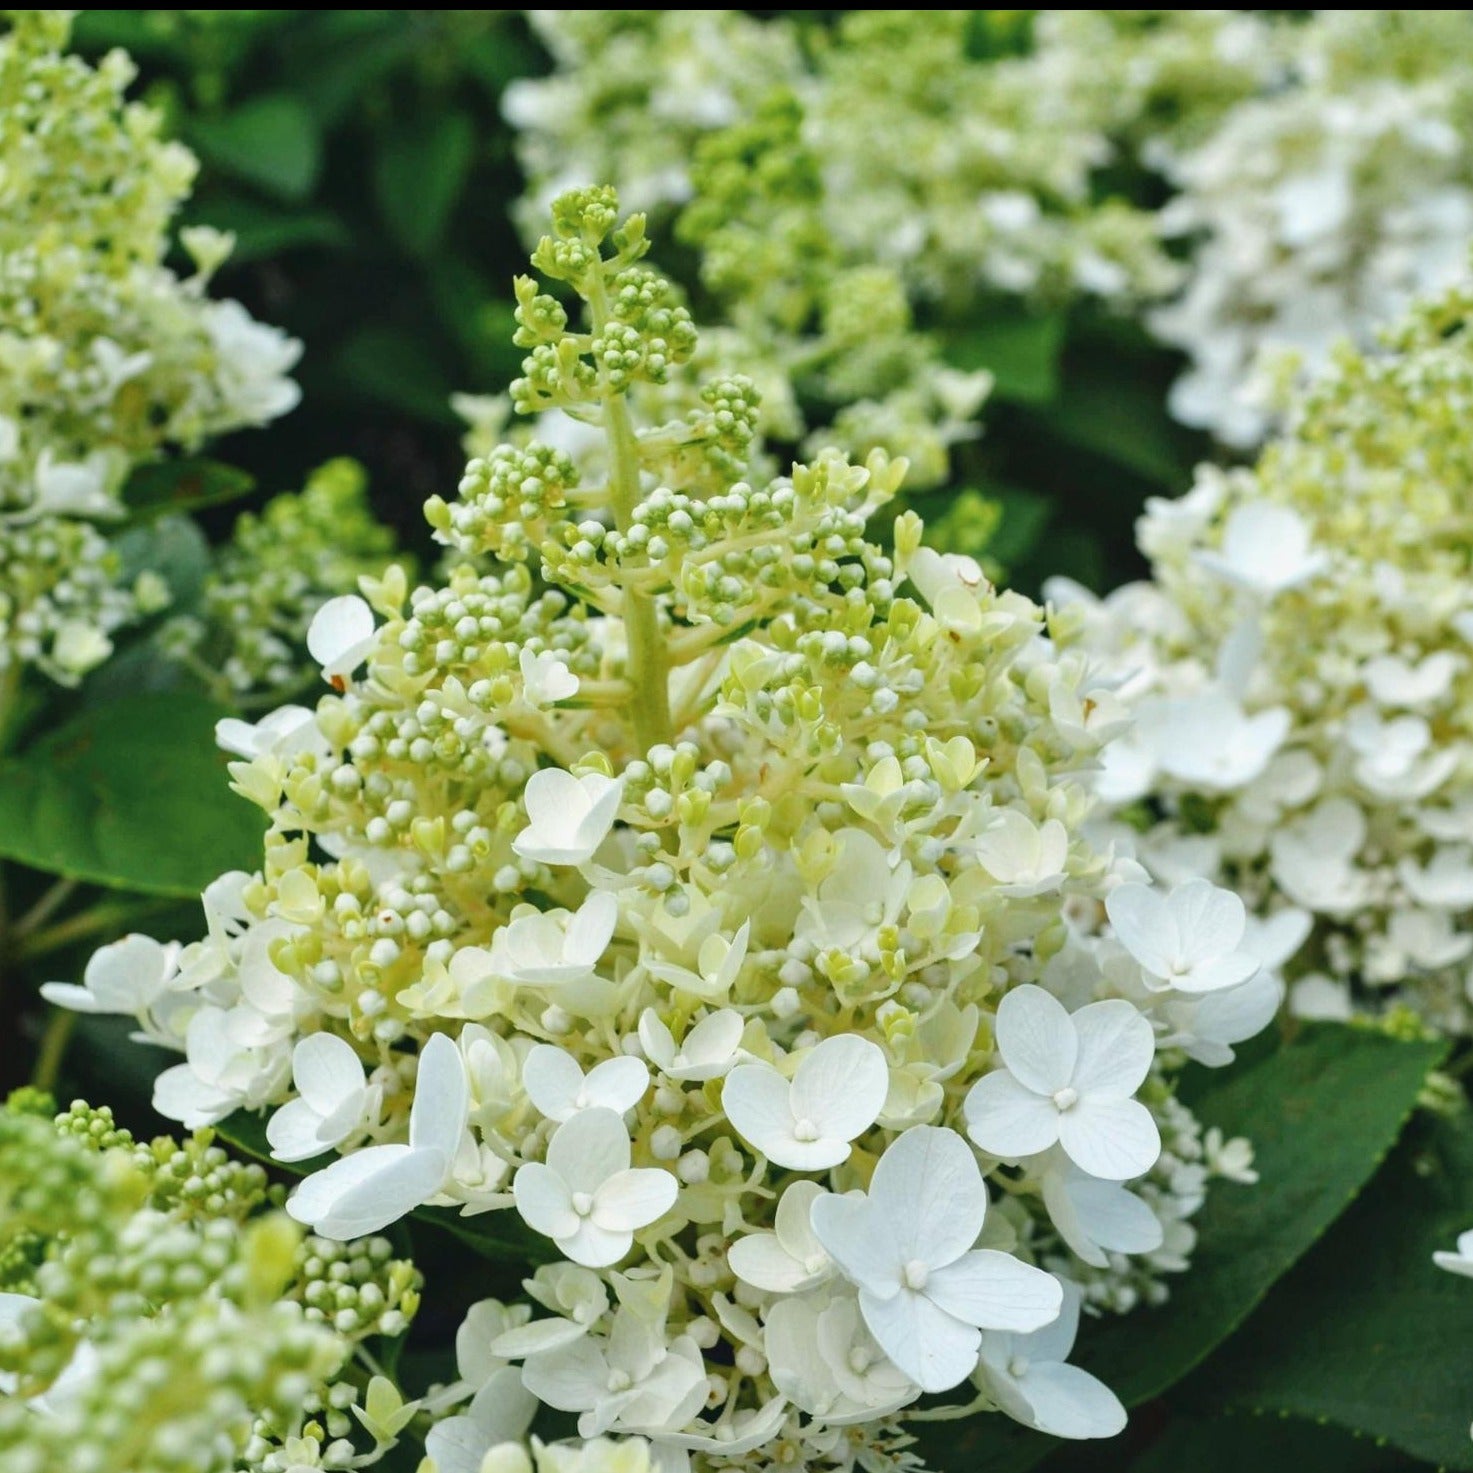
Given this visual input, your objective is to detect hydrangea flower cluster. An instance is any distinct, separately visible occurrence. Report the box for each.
[0,10,301,686]
[163,459,401,702]
[503,12,1270,491]
[62,192,1279,1471]
[1149,10,1473,446]
[1057,277,1473,1033]
[0,1093,420,1473]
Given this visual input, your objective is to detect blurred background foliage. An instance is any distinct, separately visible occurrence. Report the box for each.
[68,7,1205,596]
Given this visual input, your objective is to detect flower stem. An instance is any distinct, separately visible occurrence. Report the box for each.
[31,1007,76,1094]
[587,273,672,756]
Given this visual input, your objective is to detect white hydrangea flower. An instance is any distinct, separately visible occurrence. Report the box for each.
[964,987,1160,1181]
[513,1109,677,1268]
[722,1035,889,1170]
[522,1046,650,1124]
[1105,880,1260,995]
[811,1126,1063,1393]
[41,933,180,1016]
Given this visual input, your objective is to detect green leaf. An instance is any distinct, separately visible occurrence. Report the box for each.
[329,325,460,423]
[1208,1108,1473,1469]
[0,692,265,896]
[372,111,476,257]
[190,94,323,202]
[944,310,1067,405]
[114,514,212,612]
[919,1027,1444,1473]
[1026,358,1196,488]
[120,458,254,522]
[1120,1411,1420,1473]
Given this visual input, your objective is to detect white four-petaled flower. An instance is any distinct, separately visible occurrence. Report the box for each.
[810,1125,1062,1393]
[513,1107,677,1267]
[512,769,624,867]
[520,648,580,707]
[287,1032,468,1239]
[722,1035,889,1170]
[638,1007,745,1082]
[1106,879,1260,994]
[489,891,619,986]
[964,985,1160,1181]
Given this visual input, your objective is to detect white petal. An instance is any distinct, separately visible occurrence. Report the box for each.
[523,1044,587,1121]
[409,1033,469,1155]
[591,1166,677,1231]
[519,1337,609,1412]
[289,1144,446,1238]
[152,1063,238,1128]
[1045,1173,1163,1267]
[993,986,1077,1096]
[513,1161,579,1241]
[810,1192,901,1298]
[1177,953,1261,995]
[307,594,375,668]
[1013,1361,1126,1440]
[790,1035,889,1145]
[637,1010,677,1070]
[38,982,108,1013]
[1169,879,1245,964]
[560,1219,634,1268]
[859,1286,980,1394]
[965,1071,1062,1160]
[925,1250,1062,1334]
[1104,883,1176,977]
[722,1064,797,1160]
[546,1107,631,1192]
[266,1098,332,1163]
[728,1233,813,1293]
[425,1371,536,1473]
[1069,1001,1154,1099]
[582,1055,650,1114]
[83,933,173,1010]
[870,1125,988,1267]
[565,890,619,964]
[1058,1098,1161,1181]
[293,1033,366,1116]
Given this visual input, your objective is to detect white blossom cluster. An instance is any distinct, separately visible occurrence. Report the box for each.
[1057,277,1473,1033]
[0,10,301,685]
[1150,10,1473,446]
[59,192,1279,1471]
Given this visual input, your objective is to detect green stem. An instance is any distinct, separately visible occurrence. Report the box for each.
[13,897,177,963]
[12,877,78,939]
[32,1007,76,1093]
[587,273,673,756]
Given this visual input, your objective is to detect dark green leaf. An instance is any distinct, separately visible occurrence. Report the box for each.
[1123,1412,1419,1473]
[373,111,477,257]
[921,1027,1444,1473]
[190,94,323,202]
[1208,1108,1473,1469]
[0,692,264,896]
[944,310,1067,405]
[1026,360,1196,488]
[114,515,212,613]
[120,458,254,522]
[328,326,460,423]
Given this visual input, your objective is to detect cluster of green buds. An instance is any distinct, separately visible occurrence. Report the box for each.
[0,1094,420,1473]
